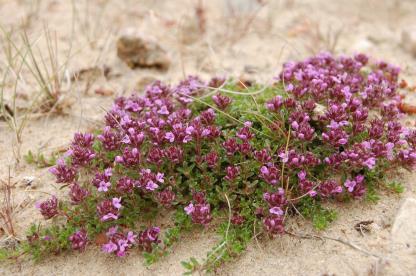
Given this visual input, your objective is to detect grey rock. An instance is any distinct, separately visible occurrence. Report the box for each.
[117,32,170,70]
[401,28,416,57]
[391,198,416,245]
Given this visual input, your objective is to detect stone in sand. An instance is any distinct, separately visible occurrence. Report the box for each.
[401,27,416,57]
[387,198,416,275]
[117,31,170,70]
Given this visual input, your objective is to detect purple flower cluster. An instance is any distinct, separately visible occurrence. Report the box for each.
[69,229,88,251]
[39,53,415,255]
[137,226,161,252]
[102,226,137,257]
[97,198,122,221]
[36,196,58,219]
[185,192,212,225]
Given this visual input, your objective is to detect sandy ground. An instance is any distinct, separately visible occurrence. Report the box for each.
[1,0,416,275]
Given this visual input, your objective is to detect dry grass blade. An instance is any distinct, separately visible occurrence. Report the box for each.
[0,168,16,238]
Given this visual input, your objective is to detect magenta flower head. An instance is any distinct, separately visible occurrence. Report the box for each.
[96,198,121,221]
[263,188,287,207]
[72,133,95,148]
[237,122,254,141]
[266,95,283,112]
[157,188,176,207]
[116,176,136,193]
[263,214,284,235]
[185,192,212,225]
[318,180,343,197]
[224,166,240,181]
[344,175,366,198]
[68,145,95,167]
[97,126,121,151]
[49,159,77,183]
[102,227,137,257]
[254,148,271,163]
[69,183,90,204]
[92,168,112,192]
[115,147,141,167]
[205,151,219,169]
[137,227,161,252]
[199,108,216,125]
[36,196,59,219]
[212,93,232,110]
[259,164,280,185]
[147,147,164,165]
[223,138,239,156]
[164,146,183,164]
[69,229,88,251]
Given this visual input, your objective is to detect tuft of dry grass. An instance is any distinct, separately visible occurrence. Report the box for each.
[0,168,16,238]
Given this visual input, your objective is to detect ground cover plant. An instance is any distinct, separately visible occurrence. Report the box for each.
[2,53,415,273]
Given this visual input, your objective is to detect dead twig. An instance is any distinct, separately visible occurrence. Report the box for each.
[0,167,17,237]
[285,230,385,259]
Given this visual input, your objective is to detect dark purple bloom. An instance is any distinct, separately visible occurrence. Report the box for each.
[344,175,366,198]
[137,227,161,252]
[36,196,59,219]
[68,145,95,167]
[369,119,385,139]
[259,164,280,185]
[223,138,239,156]
[49,159,77,183]
[185,192,212,225]
[266,95,283,112]
[322,127,349,147]
[318,180,343,197]
[212,93,232,110]
[224,166,240,181]
[292,122,315,141]
[72,133,94,148]
[387,121,403,143]
[97,126,121,151]
[398,149,416,168]
[263,215,284,235]
[205,151,219,169]
[137,169,164,191]
[236,122,254,141]
[254,148,271,163]
[263,188,287,207]
[297,170,317,197]
[102,226,136,257]
[69,183,90,204]
[164,146,183,164]
[116,176,136,193]
[147,147,164,165]
[199,108,216,125]
[115,147,140,167]
[174,75,204,105]
[156,188,176,207]
[69,229,88,251]
[97,198,121,221]
[92,168,112,191]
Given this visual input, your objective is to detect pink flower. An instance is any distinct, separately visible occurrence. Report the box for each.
[112,197,122,209]
[165,132,175,142]
[102,241,118,253]
[184,203,194,215]
[146,180,159,191]
[269,206,284,216]
[98,181,111,192]
[156,172,164,183]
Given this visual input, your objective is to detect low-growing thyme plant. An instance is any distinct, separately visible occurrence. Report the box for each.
[4,53,416,273]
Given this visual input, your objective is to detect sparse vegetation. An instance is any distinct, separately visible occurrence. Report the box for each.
[1,53,414,274]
